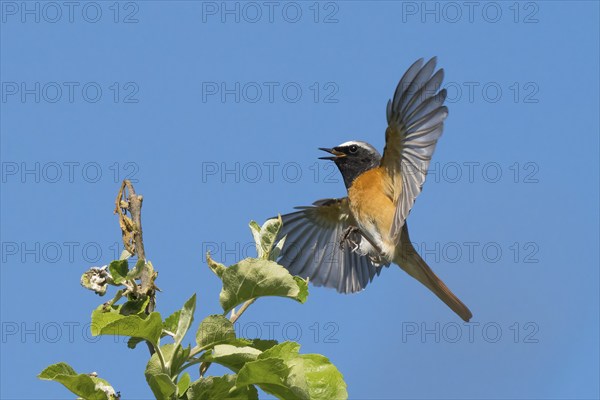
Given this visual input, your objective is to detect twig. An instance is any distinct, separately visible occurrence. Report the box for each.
[114,180,157,355]
[114,180,146,260]
[114,180,156,304]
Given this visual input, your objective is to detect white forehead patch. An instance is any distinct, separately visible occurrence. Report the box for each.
[338,140,359,147]
[337,140,379,154]
[338,140,369,148]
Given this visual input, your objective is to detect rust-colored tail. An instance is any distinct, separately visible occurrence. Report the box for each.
[395,224,472,322]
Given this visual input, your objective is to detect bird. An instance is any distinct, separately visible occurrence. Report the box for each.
[275,57,473,322]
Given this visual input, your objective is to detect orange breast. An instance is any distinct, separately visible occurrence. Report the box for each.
[347,167,396,239]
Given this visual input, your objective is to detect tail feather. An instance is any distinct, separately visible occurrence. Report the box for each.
[395,224,473,322]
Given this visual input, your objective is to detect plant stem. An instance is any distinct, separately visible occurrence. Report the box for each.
[230,298,256,324]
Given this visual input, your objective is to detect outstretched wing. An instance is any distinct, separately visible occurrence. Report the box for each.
[276,198,387,293]
[381,57,448,241]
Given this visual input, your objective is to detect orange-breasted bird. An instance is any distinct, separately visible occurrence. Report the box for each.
[276,57,472,321]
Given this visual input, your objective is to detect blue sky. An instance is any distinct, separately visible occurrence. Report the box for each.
[1,1,599,399]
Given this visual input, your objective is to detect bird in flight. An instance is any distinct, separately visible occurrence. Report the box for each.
[276,57,472,321]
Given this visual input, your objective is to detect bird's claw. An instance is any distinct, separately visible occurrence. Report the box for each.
[340,225,387,266]
[340,226,361,251]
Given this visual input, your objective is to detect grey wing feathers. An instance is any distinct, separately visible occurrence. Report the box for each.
[276,198,385,293]
[384,57,448,241]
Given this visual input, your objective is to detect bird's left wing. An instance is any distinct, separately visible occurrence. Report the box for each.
[276,198,386,293]
[380,57,449,241]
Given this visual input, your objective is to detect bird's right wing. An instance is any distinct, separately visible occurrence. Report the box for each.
[380,57,448,242]
[276,198,387,294]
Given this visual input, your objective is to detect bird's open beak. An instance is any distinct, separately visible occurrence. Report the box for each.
[318,147,345,160]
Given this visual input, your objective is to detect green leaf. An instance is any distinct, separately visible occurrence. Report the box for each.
[206,252,226,278]
[171,345,191,375]
[187,375,258,400]
[196,315,236,350]
[174,294,196,348]
[146,344,190,379]
[91,305,162,346]
[145,345,168,377]
[127,258,145,279]
[301,354,348,400]
[127,336,144,349]
[39,362,76,378]
[249,221,263,258]
[248,220,262,233]
[237,357,306,400]
[177,372,191,397]
[200,344,262,372]
[270,236,286,262]
[218,258,308,313]
[249,217,283,260]
[119,249,133,260]
[163,309,181,337]
[147,373,176,400]
[230,338,279,352]
[236,342,348,400]
[260,341,300,360]
[89,376,118,400]
[237,342,307,400]
[38,362,117,400]
[108,259,129,284]
[258,216,282,259]
[120,296,149,316]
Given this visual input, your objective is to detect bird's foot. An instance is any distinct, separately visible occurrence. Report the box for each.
[340,226,361,252]
[340,226,389,267]
[340,226,387,266]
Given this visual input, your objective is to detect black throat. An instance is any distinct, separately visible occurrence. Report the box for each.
[334,157,379,189]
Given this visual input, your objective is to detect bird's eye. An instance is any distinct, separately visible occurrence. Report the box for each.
[349,145,358,153]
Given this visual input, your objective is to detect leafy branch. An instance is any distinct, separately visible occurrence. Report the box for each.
[40,180,348,400]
